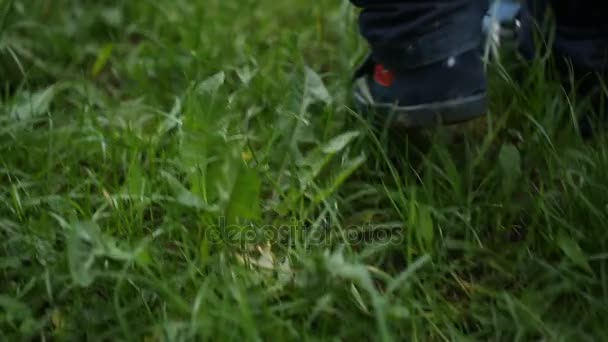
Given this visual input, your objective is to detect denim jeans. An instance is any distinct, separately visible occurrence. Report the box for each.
[352,0,608,72]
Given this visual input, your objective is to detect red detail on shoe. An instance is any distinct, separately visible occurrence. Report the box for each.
[374,64,395,87]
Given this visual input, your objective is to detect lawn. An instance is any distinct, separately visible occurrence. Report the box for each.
[1,0,608,340]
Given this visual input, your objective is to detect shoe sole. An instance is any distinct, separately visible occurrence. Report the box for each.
[353,77,488,129]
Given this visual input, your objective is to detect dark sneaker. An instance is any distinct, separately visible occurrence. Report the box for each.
[353,50,488,128]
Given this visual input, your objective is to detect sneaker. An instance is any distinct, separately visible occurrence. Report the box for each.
[353,50,488,128]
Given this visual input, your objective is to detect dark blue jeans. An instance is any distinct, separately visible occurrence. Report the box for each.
[353,0,608,72]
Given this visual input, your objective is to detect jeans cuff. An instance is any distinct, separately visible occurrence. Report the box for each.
[369,6,485,70]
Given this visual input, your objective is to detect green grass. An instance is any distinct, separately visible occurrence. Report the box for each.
[2,0,608,340]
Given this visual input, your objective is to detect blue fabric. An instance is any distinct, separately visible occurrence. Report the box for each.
[482,0,521,35]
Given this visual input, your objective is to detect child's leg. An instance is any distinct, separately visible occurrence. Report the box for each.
[351,0,487,71]
[549,1,608,135]
[550,1,608,73]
